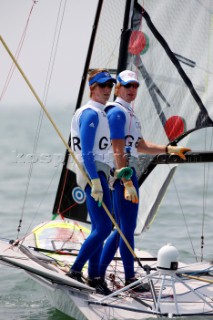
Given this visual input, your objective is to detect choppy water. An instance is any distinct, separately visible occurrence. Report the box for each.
[0,105,213,320]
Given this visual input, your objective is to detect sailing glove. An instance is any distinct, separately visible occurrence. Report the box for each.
[167,146,191,160]
[91,178,103,207]
[114,167,133,180]
[124,180,139,204]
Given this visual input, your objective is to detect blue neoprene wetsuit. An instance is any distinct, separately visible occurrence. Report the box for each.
[79,109,99,179]
[99,105,139,280]
[71,108,112,279]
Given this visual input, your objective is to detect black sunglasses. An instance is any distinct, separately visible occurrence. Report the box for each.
[97,82,114,88]
[122,83,139,89]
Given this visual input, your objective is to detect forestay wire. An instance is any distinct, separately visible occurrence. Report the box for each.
[0,0,37,102]
[1,0,69,240]
[0,0,38,239]
[0,0,68,240]
[22,0,69,238]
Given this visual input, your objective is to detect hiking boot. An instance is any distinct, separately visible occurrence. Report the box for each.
[125,278,150,292]
[88,277,112,295]
[66,270,85,284]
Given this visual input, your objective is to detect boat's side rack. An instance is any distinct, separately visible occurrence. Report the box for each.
[88,269,213,317]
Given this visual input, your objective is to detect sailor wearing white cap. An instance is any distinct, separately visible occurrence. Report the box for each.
[99,70,190,291]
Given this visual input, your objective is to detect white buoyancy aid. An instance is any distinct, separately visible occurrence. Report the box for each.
[108,97,142,158]
[68,101,114,189]
[71,100,113,166]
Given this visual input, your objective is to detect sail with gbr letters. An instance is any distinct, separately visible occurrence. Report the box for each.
[53,0,213,234]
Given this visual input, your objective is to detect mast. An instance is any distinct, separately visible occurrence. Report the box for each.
[116,0,133,74]
[75,0,104,109]
[52,0,104,219]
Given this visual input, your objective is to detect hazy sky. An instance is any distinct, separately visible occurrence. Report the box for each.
[0,0,98,108]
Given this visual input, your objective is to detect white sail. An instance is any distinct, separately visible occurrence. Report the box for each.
[56,0,213,233]
[125,1,213,233]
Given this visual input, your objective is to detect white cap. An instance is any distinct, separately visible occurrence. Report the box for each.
[117,70,139,85]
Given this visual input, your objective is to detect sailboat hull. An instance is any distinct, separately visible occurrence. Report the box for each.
[1,220,213,319]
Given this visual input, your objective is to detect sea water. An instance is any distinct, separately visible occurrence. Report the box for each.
[0,105,213,320]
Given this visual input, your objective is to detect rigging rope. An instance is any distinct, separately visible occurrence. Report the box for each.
[200,128,213,261]
[15,0,68,239]
[0,0,37,102]
[0,0,39,238]
[170,165,198,262]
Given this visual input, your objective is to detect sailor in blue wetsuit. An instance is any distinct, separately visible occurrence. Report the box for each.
[99,70,191,291]
[67,69,117,295]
